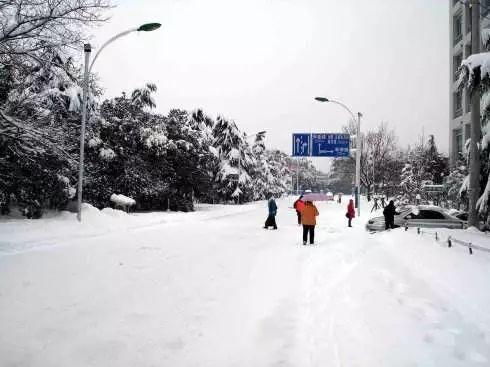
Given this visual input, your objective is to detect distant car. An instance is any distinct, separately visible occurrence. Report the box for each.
[325,192,334,201]
[366,205,465,232]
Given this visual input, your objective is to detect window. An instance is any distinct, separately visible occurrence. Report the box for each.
[482,0,490,17]
[418,210,445,220]
[465,123,471,141]
[454,90,463,117]
[465,44,472,58]
[466,5,472,34]
[455,128,463,157]
[454,53,463,81]
[454,14,463,45]
[466,89,472,113]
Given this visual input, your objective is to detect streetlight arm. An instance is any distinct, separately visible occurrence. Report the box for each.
[89,27,138,72]
[327,99,357,123]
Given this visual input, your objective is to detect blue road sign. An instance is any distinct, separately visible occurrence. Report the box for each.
[311,133,350,157]
[292,133,311,156]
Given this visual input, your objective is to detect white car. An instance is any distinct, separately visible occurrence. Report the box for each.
[366,205,465,232]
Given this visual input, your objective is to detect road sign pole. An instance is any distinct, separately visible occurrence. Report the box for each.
[296,158,299,195]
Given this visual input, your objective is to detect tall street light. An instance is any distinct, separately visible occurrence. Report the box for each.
[315,97,363,216]
[237,130,267,204]
[77,23,161,221]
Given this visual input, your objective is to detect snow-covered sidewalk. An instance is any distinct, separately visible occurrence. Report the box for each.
[1,197,489,366]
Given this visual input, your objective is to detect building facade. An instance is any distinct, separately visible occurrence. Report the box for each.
[449,0,490,165]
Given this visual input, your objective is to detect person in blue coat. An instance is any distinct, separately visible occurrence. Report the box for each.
[264,196,278,229]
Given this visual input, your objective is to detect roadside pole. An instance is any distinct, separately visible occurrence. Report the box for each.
[76,44,91,222]
[355,112,362,217]
[296,158,300,195]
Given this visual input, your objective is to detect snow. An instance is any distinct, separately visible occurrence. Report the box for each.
[482,28,490,48]
[99,147,116,160]
[1,198,490,366]
[460,52,490,87]
[208,146,219,158]
[229,148,240,159]
[110,194,136,207]
[88,137,102,148]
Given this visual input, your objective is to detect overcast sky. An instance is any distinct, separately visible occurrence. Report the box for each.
[90,0,449,170]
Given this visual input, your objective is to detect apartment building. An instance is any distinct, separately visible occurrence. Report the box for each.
[449,0,490,165]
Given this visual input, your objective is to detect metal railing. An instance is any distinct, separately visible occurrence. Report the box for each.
[404,226,490,255]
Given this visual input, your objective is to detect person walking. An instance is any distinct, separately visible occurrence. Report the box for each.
[337,193,342,204]
[346,199,355,227]
[264,196,278,229]
[301,201,319,245]
[383,200,396,230]
[293,195,305,225]
[381,196,386,208]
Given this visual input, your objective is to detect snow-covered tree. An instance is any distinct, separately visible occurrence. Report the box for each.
[212,116,255,202]
[0,0,110,216]
[457,41,490,222]
[251,132,273,199]
[445,158,468,210]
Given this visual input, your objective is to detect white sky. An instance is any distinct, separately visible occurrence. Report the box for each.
[90,0,449,170]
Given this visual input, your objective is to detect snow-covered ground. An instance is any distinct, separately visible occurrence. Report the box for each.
[1,197,490,366]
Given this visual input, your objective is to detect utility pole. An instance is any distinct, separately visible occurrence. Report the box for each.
[355,112,362,217]
[77,43,91,222]
[469,0,482,227]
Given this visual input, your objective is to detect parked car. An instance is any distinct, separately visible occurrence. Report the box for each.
[325,192,334,201]
[366,205,465,232]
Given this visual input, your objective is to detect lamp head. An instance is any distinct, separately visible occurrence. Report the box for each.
[314,97,329,102]
[137,23,162,32]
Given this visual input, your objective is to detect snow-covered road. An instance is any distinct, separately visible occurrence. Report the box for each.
[1,198,490,366]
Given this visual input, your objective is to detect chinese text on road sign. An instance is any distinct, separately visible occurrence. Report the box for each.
[292,133,350,157]
[311,133,350,157]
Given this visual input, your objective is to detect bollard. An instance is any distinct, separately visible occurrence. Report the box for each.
[435,232,438,241]
[448,237,452,248]
[469,243,473,255]
[417,228,420,235]
[405,225,408,231]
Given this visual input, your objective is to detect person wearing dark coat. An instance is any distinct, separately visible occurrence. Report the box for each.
[293,195,305,225]
[264,197,278,229]
[346,199,355,227]
[383,200,396,230]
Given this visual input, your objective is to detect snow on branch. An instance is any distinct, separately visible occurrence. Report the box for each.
[458,52,490,91]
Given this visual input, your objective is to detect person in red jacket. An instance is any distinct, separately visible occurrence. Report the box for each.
[346,199,355,227]
[293,195,305,225]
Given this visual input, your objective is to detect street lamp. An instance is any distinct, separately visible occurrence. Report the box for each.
[77,23,161,221]
[315,96,363,216]
[237,131,267,204]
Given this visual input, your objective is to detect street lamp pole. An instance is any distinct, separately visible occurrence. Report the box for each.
[315,97,362,216]
[76,23,161,222]
[76,44,91,222]
[355,112,362,217]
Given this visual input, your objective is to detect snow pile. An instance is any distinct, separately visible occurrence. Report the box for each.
[110,194,136,207]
